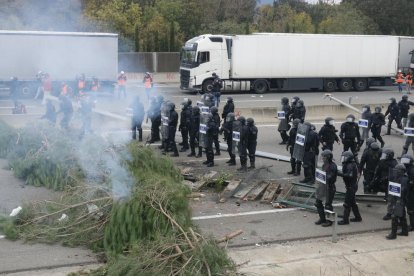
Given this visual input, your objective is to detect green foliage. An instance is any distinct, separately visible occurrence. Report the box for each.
[0,120,17,158]
[0,216,19,240]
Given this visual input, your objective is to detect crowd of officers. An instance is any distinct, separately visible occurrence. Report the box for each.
[130,92,258,171]
[278,94,414,239]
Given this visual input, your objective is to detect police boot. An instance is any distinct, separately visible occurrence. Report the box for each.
[187,149,196,157]
[287,162,296,175]
[248,161,255,169]
[338,208,350,225]
[386,125,391,135]
[398,218,409,236]
[409,214,414,231]
[196,148,202,158]
[383,213,392,220]
[350,205,362,222]
[294,164,301,176]
[215,150,221,156]
[237,160,247,172]
[386,219,398,240]
[315,206,326,225]
[228,155,236,166]
[138,129,143,142]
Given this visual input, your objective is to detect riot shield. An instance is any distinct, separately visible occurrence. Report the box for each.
[293,123,309,162]
[160,103,169,142]
[199,106,210,148]
[232,120,241,154]
[388,169,402,198]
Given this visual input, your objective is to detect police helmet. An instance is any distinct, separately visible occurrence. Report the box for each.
[281,97,289,105]
[325,117,334,125]
[346,114,355,122]
[341,151,354,163]
[401,154,414,165]
[212,72,217,77]
[374,106,382,113]
[168,102,175,110]
[297,100,304,107]
[389,97,396,103]
[210,106,218,114]
[246,117,254,126]
[310,124,316,131]
[362,105,370,113]
[321,149,333,160]
[366,137,375,147]
[227,112,235,122]
[370,142,380,150]
[227,96,233,102]
[403,95,409,101]
[157,95,164,103]
[381,148,394,160]
[192,106,200,115]
[238,116,246,125]
[291,96,300,104]
[304,122,312,127]
[292,119,301,128]
[187,98,192,106]
[395,163,406,174]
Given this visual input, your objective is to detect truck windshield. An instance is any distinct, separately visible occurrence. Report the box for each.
[180,49,197,68]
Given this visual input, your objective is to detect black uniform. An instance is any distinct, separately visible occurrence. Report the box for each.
[386,166,409,239]
[237,119,249,171]
[339,121,361,154]
[58,96,73,130]
[188,107,202,157]
[318,124,339,151]
[205,114,217,166]
[179,104,192,150]
[403,162,414,231]
[212,75,222,107]
[370,112,386,147]
[222,99,234,123]
[167,107,179,156]
[402,114,414,156]
[360,107,372,143]
[41,100,57,124]
[220,115,236,165]
[287,122,302,176]
[302,126,319,184]
[385,101,402,134]
[148,97,161,143]
[130,96,145,141]
[212,112,221,155]
[398,98,414,127]
[315,155,337,226]
[359,145,381,193]
[278,100,291,144]
[337,155,362,225]
[372,157,398,194]
[246,120,258,169]
[292,104,306,123]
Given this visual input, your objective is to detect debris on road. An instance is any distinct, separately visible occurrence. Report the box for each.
[218,179,241,203]
[217,229,243,243]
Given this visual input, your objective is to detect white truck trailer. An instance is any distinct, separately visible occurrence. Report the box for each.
[0,30,118,97]
[180,33,414,93]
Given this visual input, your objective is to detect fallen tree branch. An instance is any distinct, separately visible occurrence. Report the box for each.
[217,230,243,243]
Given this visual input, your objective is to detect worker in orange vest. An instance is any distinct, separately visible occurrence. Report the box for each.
[118,71,127,99]
[91,77,99,92]
[405,71,412,94]
[60,82,69,96]
[396,70,405,93]
[77,73,86,96]
[143,72,153,101]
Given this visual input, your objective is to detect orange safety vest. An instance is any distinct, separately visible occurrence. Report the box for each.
[61,84,68,96]
[78,80,85,89]
[406,74,412,85]
[144,76,152,89]
[91,80,99,91]
[118,75,126,86]
[397,73,404,83]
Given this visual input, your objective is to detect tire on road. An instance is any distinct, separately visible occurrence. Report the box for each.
[202,79,214,93]
[353,78,368,92]
[323,79,337,92]
[253,79,268,94]
[339,78,353,92]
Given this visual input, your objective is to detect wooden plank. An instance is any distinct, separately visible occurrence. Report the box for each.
[261,180,280,203]
[233,183,256,199]
[218,179,242,202]
[246,181,270,201]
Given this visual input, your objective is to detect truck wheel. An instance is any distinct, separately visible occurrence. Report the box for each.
[354,78,368,91]
[253,79,268,94]
[339,79,352,92]
[324,79,336,92]
[202,79,214,93]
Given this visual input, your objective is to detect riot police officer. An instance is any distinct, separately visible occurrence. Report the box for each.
[340,114,361,155]
[278,97,291,145]
[318,117,339,151]
[292,99,306,123]
[166,102,179,157]
[360,105,372,145]
[370,106,386,148]
[201,92,214,108]
[188,106,202,158]
[147,96,161,143]
[401,154,414,231]
[386,164,409,239]
[179,100,192,151]
[222,97,234,124]
[58,95,73,130]
[288,96,300,121]
[287,119,302,176]
[385,97,402,134]
[210,106,221,155]
[337,151,362,225]
[301,122,319,184]
[246,118,258,169]
[237,116,249,172]
[220,112,236,165]
[372,149,398,213]
[398,95,414,128]
[130,96,145,141]
[314,149,337,227]
[359,140,381,193]
[203,112,218,167]
[401,113,414,157]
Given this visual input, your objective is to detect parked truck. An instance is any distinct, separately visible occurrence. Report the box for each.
[0,30,118,97]
[180,33,414,93]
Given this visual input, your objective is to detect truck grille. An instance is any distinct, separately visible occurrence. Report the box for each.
[180,69,190,89]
